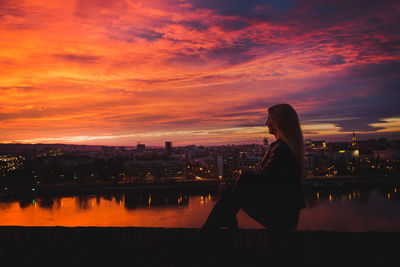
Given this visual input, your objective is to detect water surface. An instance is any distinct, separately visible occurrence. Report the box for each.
[1,185,399,231]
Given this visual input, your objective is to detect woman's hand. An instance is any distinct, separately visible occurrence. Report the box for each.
[218,182,228,193]
[218,179,235,193]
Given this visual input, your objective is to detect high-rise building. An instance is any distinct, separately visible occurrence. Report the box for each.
[165,141,172,155]
[136,143,146,152]
[262,137,270,154]
[217,155,223,179]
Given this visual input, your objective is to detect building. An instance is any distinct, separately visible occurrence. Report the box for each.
[239,153,263,173]
[352,129,357,148]
[136,143,146,152]
[217,155,223,179]
[373,149,393,161]
[124,159,185,182]
[305,139,327,151]
[304,151,329,177]
[165,142,172,155]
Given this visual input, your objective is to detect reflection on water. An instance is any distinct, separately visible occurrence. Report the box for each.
[0,185,400,231]
[124,192,189,209]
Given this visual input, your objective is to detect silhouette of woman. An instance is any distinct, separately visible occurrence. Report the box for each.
[202,103,306,230]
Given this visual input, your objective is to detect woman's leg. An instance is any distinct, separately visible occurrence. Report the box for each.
[202,186,239,229]
[240,200,301,230]
[202,171,257,229]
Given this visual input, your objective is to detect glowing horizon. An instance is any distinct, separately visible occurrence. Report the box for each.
[1,0,399,146]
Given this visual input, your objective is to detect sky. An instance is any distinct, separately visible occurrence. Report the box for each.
[1,0,400,146]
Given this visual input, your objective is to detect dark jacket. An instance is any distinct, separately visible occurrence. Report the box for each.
[258,139,305,210]
[204,139,305,230]
[236,139,305,211]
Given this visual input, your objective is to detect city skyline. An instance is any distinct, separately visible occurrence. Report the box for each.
[1,0,400,146]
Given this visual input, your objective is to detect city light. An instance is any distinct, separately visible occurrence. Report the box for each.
[0,1,400,263]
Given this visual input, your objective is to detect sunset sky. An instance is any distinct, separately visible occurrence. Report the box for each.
[1,0,400,146]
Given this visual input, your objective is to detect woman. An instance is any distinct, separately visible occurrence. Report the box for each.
[202,103,306,230]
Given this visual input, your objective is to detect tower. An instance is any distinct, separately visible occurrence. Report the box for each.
[263,137,269,147]
[352,129,357,148]
[217,155,223,179]
[263,137,270,153]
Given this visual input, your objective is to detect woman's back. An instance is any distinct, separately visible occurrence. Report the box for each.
[202,103,305,230]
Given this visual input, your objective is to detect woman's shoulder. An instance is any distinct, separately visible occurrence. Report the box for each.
[270,139,291,154]
[268,140,297,164]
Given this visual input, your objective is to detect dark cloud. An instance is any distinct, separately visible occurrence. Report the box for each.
[165,51,205,66]
[0,2,31,30]
[125,0,400,75]
[301,110,388,132]
[347,60,400,79]
[213,60,400,133]
[189,0,260,15]
[205,38,258,65]
[54,54,101,64]
[135,30,164,42]
[100,88,135,95]
[104,113,175,126]
[192,73,250,84]
[210,99,273,128]
[158,118,204,126]
[177,20,209,32]
[74,0,128,18]
[313,55,346,67]
[0,1,25,18]
[299,61,400,132]
[128,76,189,85]
[124,28,165,42]
[188,0,294,16]
[379,40,400,55]
[236,122,264,127]
[215,19,250,32]
[229,99,275,113]
[0,107,60,121]
[165,37,260,67]
[189,0,399,41]
[214,111,263,119]
[0,86,35,91]
[181,1,399,72]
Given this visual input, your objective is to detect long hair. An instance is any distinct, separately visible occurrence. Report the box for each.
[268,103,304,174]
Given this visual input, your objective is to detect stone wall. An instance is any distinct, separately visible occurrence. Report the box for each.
[0,226,398,265]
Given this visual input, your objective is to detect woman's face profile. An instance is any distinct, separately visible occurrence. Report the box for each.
[266,115,275,135]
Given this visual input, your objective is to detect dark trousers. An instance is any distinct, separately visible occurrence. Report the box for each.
[202,172,300,230]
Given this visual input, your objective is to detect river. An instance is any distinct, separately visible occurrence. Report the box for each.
[1,184,399,231]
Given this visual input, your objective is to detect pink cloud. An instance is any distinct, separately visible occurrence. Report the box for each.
[0,0,399,145]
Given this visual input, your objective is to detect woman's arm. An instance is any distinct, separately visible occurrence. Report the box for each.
[259,143,299,185]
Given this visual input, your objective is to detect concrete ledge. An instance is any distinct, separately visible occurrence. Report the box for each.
[1,226,398,265]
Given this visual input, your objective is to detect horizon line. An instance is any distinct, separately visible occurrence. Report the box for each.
[0,136,398,148]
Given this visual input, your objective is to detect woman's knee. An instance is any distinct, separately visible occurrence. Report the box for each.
[236,171,257,187]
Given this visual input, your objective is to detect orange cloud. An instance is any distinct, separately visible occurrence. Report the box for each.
[1,0,399,145]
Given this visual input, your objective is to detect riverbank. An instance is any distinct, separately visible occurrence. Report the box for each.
[1,175,399,198]
[1,226,398,265]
